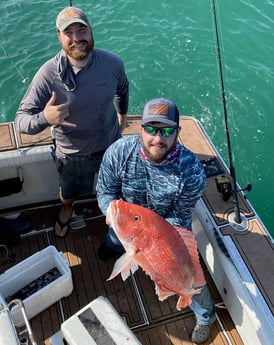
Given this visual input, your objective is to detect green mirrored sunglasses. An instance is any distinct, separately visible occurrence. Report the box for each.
[142,125,177,137]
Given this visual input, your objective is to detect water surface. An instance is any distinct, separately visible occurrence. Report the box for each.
[1,0,273,235]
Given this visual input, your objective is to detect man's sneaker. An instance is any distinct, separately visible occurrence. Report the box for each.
[191,323,212,344]
[98,242,120,261]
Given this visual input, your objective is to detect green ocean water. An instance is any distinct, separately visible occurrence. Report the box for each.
[1,0,274,236]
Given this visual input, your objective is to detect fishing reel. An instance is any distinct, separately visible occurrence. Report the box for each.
[215,174,252,202]
[215,174,232,201]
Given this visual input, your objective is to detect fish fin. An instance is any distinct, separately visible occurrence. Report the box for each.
[107,252,138,282]
[176,295,194,310]
[155,283,175,301]
[175,227,206,287]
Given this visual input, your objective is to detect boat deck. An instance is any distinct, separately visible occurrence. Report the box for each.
[0,198,242,345]
[0,116,273,344]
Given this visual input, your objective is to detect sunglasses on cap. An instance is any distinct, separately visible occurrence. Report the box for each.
[142,125,178,137]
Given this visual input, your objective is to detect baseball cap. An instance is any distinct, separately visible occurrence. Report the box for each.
[56,7,90,32]
[141,98,179,127]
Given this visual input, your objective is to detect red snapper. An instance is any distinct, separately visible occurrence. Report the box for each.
[106,199,206,310]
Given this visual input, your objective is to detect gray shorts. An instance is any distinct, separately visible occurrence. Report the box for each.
[55,152,104,200]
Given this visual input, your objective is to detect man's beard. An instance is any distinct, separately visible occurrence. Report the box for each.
[143,138,177,163]
[64,39,94,61]
[143,148,166,163]
[142,143,173,163]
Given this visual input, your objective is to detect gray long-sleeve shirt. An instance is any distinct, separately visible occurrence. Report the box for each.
[96,135,206,230]
[15,48,129,157]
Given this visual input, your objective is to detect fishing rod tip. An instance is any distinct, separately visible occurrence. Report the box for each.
[22,78,28,84]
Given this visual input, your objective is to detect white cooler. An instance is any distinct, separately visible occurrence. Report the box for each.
[0,245,73,327]
[61,296,141,345]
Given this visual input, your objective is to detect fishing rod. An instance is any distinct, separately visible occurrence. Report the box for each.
[0,44,28,84]
[211,0,245,224]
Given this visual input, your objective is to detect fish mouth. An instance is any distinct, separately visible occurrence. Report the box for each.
[106,204,114,228]
[106,200,126,244]
[106,200,119,229]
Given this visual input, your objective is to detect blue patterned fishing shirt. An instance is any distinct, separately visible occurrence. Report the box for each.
[96,135,206,230]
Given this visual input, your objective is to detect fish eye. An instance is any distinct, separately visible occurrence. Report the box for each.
[134,215,141,222]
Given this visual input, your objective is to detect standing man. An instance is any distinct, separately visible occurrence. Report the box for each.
[15,7,129,237]
[96,98,216,344]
